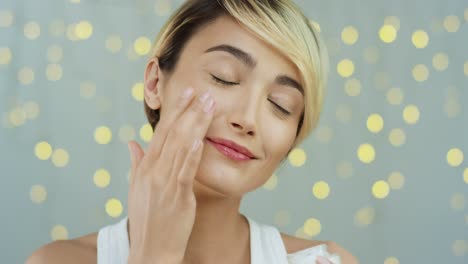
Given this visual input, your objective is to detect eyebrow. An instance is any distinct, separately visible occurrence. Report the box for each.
[204,44,304,95]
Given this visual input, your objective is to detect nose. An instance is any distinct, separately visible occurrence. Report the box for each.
[228,99,257,137]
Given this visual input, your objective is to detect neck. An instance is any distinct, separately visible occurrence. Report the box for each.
[181,180,251,264]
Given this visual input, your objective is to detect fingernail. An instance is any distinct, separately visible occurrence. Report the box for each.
[182,87,194,99]
[204,98,215,113]
[191,139,201,151]
[199,90,210,103]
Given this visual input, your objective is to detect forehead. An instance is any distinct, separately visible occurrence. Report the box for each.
[181,15,301,82]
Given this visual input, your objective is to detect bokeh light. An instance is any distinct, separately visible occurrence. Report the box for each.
[312,181,330,200]
[288,148,307,167]
[303,218,321,237]
[357,143,376,164]
[105,198,123,218]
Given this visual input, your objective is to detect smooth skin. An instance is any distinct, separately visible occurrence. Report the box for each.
[26,15,358,264]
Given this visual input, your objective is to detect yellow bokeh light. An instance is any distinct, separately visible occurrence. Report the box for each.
[139,123,153,142]
[118,125,136,143]
[344,78,361,96]
[95,126,112,144]
[312,181,330,200]
[263,174,278,190]
[303,218,321,237]
[309,20,321,32]
[336,161,353,179]
[35,141,53,160]
[52,148,69,167]
[379,25,397,43]
[51,225,68,240]
[132,82,144,101]
[9,107,26,127]
[341,26,359,45]
[288,148,307,167]
[450,193,466,211]
[155,0,172,16]
[363,46,379,64]
[46,63,63,81]
[105,35,122,53]
[384,16,400,30]
[412,64,429,82]
[443,15,460,33]
[0,47,12,65]
[445,96,460,118]
[75,20,93,39]
[357,143,376,164]
[384,257,400,264]
[0,10,14,27]
[30,184,47,203]
[464,168,468,184]
[411,30,429,48]
[337,59,354,78]
[46,45,63,63]
[106,198,123,218]
[386,87,404,105]
[18,67,35,85]
[367,114,384,133]
[24,21,40,40]
[66,23,79,41]
[389,128,406,147]
[23,101,40,120]
[372,180,390,199]
[403,104,420,124]
[388,171,405,190]
[452,240,468,257]
[134,37,152,56]
[354,207,375,227]
[432,52,449,71]
[315,125,333,143]
[464,61,468,76]
[94,169,111,188]
[80,81,96,99]
[447,148,464,167]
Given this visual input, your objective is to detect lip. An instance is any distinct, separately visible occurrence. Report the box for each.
[206,137,257,161]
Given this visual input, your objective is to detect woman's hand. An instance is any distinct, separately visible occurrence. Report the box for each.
[126,87,216,264]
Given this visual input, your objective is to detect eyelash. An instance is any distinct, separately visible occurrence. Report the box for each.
[210,74,291,116]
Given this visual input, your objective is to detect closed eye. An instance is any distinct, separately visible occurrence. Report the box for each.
[210,74,239,85]
[210,74,291,116]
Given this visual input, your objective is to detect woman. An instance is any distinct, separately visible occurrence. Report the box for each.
[27,0,358,263]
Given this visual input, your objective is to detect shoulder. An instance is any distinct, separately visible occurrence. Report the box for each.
[280,233,359,264]
[26,232,98,264]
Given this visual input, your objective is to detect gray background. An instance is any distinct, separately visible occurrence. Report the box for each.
[0,0,466,263]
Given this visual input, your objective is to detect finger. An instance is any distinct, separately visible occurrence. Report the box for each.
[142,87,195,166]
[171,92,215,195]
[175,139,204,202]
[128,140,145,185]
[157,89,215,188]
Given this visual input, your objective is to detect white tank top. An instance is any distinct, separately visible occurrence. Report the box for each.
[97,215,341,264]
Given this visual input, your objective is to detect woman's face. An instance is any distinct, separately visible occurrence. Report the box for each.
[145,15,304,197]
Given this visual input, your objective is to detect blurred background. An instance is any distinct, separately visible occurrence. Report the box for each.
[1,0,466,263]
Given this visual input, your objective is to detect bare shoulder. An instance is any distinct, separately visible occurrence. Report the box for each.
[280,232,359,264]
[26,232,98,264]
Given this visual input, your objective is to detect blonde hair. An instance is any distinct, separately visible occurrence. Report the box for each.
[145,0,329,149]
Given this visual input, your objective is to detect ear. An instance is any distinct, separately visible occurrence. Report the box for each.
[144,57,163,110]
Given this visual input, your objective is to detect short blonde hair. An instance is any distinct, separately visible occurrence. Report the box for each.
[145,0,329,148]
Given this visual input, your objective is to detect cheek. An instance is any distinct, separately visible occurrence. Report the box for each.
[261,120,297,158]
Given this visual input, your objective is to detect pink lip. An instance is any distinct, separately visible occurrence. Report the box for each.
[206,137,257,161]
